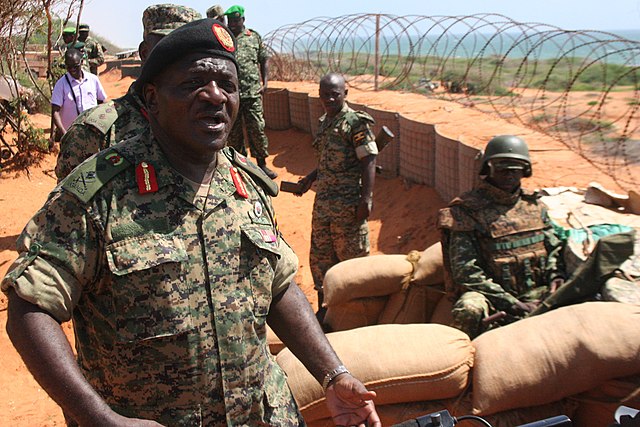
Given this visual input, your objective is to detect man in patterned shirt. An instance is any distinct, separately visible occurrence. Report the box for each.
[438,135,567,338]
[224,4,277,178]
[77,24,105,75]
[4,18,380,426]
[296,72,378,325]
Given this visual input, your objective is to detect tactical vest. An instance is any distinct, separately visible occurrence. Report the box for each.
[440,185,550,296]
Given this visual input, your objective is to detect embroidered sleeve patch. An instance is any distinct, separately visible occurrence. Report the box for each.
[353,131,366,144]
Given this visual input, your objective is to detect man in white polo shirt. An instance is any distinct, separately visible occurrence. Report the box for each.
[51,48,107,137]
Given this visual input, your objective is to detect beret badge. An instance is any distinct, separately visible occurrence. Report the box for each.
[212,23,235,52]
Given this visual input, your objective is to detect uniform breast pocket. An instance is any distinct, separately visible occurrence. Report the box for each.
[106,233,194,343]
[241,225,280,318]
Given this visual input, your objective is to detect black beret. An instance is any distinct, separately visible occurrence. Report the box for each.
[137,18,238,89]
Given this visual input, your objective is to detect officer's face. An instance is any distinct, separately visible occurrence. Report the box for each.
[319,80,347,118]
[78,31,89,42]
[144,53,239,160]
[227,16,244,36]
[62,33,75,44]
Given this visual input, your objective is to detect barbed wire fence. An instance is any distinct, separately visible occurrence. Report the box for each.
[264,14,640,191]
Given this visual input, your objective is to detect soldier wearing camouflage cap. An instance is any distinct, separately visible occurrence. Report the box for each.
[224,4,278,178]
[55,4,201,182]
[206,4,226,23]
[438,135,567,338]
[4,17,381,427]
[76,23,104,75]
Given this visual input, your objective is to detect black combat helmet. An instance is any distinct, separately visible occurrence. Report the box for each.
[479,135,532,177]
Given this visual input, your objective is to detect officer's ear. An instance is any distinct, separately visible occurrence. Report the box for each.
[138,40,149,62]
[142,82,159,116]
[344,88,348,98]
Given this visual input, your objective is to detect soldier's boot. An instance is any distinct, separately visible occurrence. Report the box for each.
[257,157,278,179]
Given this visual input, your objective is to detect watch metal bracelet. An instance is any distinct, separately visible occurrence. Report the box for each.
[322,365,350,391]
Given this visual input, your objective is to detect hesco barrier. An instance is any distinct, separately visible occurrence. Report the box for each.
[365,107,401,178]
[265,14,640,192]
[308,95,324,137]
[288,91,311,133]
[458,139,482,196]
[263,87,482,203]
[398,116,436,186]
[435,130,461,204]
[263,88,291,130]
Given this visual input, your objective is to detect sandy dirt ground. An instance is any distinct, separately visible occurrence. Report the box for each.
[0,68,634,425]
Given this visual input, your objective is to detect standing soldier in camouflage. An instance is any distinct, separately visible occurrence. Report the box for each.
[224,5,277,178]
[77,24,104,75]
[296,72,378,324]
[55,4,202,181]
[4,18,381,427]
[438,135,567,339]
[206,4,226,24]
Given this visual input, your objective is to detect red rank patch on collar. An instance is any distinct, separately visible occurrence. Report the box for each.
[136,161,159,194]
[230,167,249,198]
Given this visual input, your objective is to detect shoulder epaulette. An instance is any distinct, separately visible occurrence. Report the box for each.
[82,100,119,135]
[344,109,374,126]
[223,147,278,197]
[61,148,131,203]
[353,110,375,125]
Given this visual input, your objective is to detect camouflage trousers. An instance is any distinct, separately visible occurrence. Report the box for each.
[450,287,549,339]
[227,96,270,159]
[310,199,370,291]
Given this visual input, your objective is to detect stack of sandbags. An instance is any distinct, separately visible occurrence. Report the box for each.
[276,323,474,423]
[323,243,446,331]
[323,254,414,330]
[471,302,640,416]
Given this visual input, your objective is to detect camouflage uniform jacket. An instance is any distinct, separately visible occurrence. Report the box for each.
[235,28,268,98]
[55,83,149,181]
[312,103,377,204]
[438,180,565,311]
[83,36,105,73]
[2,134,303,425]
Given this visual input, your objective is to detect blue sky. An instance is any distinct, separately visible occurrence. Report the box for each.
[80,0,640,50]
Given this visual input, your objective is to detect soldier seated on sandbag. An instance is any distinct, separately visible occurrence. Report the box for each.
[437,135,635,339]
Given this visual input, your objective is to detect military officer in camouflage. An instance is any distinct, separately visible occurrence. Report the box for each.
[297,72,378,324]
[77,24,104,75]
[55,4,201,182]
[224,5,278,179]
[4,18,381,426]
[206,4,226,23]
[438,135,567,339]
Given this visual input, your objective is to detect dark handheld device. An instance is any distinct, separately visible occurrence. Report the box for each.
[391,409,572,427]
[280,180,304,194]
